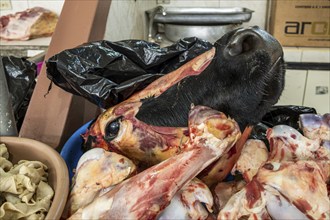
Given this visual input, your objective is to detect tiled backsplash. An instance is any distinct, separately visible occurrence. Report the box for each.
[278,47,330,114]
[283,47,330,63]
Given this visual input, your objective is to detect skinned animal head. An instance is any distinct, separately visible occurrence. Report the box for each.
[84,26,285,165]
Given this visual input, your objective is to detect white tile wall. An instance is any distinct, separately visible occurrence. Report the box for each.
[304,70,330,114]
[284,47,330,63]
[277,70,307,106]
[0,0,29,16]
[283,47,303,63]
[105,0,157,41]
[301,48,330,63]
[27,0,64,16]
[159,0,220,7]
[280,47,330,114]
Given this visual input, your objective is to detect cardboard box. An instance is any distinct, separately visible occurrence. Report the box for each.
[269,0,330,47]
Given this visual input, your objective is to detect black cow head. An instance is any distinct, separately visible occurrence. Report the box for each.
[84,26,285,165]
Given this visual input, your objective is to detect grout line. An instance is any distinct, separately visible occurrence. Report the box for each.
[302,71,308,107]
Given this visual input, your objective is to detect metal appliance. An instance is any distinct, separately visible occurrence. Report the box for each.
[146,6,253,46]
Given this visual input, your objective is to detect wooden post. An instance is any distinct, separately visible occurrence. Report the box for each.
[19,0,112,149]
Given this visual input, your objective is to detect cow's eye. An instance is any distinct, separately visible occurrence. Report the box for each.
[105,118,121,141]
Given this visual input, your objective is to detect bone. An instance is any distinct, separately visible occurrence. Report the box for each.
[231,139,269,182]
[218,160,330,220]
[62,148,136,218]
[266,125,327,162]
[198,126,253,187]
[68,106,241,219]
[158,178,213,220]
[299,113,330,141]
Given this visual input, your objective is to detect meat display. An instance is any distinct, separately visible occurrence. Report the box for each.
[62,148,137,218]
[217,124,330,219]
[67,111,330,219]
[83,26,285,166]
[0,7,58,41]
[158,178,214,220]
[300,113,330,148]
[68,105,241,219]
[231,139,269,182]
[57,27,329,219]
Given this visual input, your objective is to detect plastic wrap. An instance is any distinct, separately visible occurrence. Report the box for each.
[250,105,317,147]
[2,56,37,130]
[46,38,212,108]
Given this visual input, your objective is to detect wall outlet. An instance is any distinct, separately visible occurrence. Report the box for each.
[157,0,170,4]
[0,0,12,10]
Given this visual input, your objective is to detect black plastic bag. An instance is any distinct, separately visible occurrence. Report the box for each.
[261,105,317,130]
[46,37,212,109]
[2,56,37,130]
[249,105,317,147]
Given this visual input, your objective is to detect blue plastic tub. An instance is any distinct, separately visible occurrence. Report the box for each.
[60,121,92,180]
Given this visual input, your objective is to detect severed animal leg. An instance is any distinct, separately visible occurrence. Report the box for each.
[299,113,330,141]
[218,160,330,220]
[213,180,246,213]
[68,105,241,219]
[198,126,253,187]
[217,180,268,220]
[258,160,330,219]
[62,148,136,218]
[217,123,330,220]
[267,125,329,162]
[231,139,269,182]
[159,178,214,220]
[264,186,308,220]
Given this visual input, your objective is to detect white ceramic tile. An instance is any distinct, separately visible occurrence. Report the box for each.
[283,47,302,62]
[303,70,330,114]
[105,0,157,41]
[276,69,307,106]
[27,0,64,16]
[0,0,29,16]
[301,48,330,63]
[160,0,220,7]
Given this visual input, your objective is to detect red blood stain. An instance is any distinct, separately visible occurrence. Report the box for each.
[216,123,231,131]
[280,148,285,160]
[197,182,206,188]
[304,164,315,172]
[227,145,237,158]
[294,198,312,212]
[245,180,263,208]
